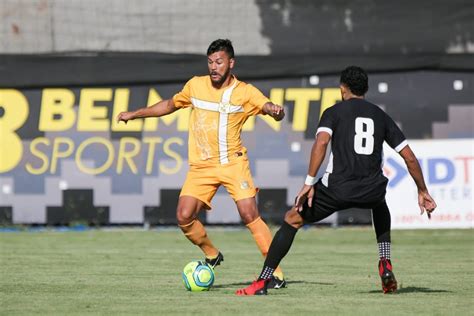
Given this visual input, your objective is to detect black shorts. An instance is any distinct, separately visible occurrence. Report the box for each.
[298,180,387,224]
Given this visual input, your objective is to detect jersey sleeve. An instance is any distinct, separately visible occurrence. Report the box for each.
[245,84,271,116]
[172,78,193,109]
[384,112,408,152]
[316,107,336,136]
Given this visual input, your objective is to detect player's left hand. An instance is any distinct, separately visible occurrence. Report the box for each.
[295,184,314,212]
[116,111,135,124]
[418,190,437,219]
[264,103,285,121]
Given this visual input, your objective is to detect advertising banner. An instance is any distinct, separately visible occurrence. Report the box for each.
[0,71,473,227]
[385,140,473,229]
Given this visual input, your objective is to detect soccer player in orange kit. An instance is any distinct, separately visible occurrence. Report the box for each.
[117,39,286,288]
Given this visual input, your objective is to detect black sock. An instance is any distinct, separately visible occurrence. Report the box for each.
[258,221,298,280]
[372,200,391,261]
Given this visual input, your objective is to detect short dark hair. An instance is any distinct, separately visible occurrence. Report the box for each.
[340,66,369,96]
[207,39,234,58]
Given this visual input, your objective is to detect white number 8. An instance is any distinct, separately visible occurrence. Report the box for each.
[354,117,374,155]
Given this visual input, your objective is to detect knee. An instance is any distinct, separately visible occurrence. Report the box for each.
[176,206,196,226]
[284,209,304,228]
[237,199,259,224]
[240,211,259,225]
[283,210,294,224]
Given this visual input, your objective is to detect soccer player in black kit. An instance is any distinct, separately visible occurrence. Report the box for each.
[236,66,437,295]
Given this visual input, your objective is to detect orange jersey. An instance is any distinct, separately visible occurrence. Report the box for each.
[173,75,270,165]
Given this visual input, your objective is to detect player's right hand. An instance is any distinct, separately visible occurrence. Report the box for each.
[294,184,314,212]
[116,111,135,124]
[418,191,437,219]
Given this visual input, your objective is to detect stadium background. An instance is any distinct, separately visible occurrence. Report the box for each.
[0,0,473,228]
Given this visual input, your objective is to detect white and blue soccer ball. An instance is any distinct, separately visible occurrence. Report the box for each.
[182,260,215,291]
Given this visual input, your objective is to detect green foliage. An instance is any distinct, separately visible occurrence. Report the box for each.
[0,227,472,315]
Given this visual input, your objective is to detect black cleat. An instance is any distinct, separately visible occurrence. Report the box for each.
[267,276,287,289]
[205,252,224,269]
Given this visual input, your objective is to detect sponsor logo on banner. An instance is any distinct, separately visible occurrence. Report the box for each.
[383,139,473,229]
[0,86,341,224]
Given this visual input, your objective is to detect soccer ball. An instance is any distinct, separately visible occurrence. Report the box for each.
[182,260,215,291]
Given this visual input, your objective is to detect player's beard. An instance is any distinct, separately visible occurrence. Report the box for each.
[210,68,231,87]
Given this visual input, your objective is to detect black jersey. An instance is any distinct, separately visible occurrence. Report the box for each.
[317,98,407,203]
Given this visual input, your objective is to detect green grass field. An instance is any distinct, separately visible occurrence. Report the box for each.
[1,227,472,315]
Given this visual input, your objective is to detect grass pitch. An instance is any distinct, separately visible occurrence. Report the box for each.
[1,227,472,315]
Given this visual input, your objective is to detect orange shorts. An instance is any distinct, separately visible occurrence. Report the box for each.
[180,155,257,209]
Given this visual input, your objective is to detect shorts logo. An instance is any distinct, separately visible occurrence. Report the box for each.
[240,180,250,190]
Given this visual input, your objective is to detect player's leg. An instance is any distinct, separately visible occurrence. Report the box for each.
[257,208,304,278]
[372,199,397,293]
[257,180,340,277]
[236,181,337,295]
[178,167,223,267]
[177,196,222,266]
[235,208,304,295]
[236,197,285,287]
[223,155,286,285]
[372,199,391,260]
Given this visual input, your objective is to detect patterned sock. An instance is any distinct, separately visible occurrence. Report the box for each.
[259,266,275,280]
[378,242,391,260]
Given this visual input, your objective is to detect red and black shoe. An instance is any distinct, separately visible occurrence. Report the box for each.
[235,279,268,296]
[378,258,397,294]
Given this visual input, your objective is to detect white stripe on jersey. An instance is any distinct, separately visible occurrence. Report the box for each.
[218,81,238,164]
[395,140,408,152]
[191,97,243,113]
[316,127,333,136]
[219,112,229,164]
[322,152,334,187]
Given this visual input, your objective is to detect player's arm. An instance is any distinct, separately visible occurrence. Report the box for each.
[116,98,178,124]
[399,145,437,218]
[262,102,285,121]
[295,131,331,211]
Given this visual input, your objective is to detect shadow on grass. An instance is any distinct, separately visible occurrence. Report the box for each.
[364,286,452,294]
[213,280,334,289]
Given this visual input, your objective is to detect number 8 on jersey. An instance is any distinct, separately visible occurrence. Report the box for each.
[354,117,374,155]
